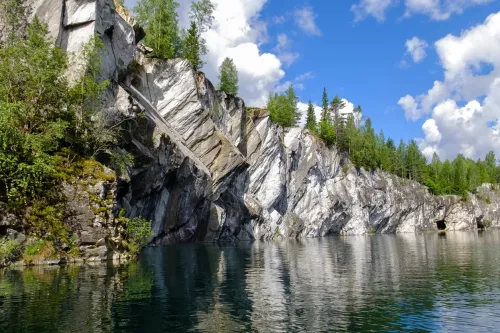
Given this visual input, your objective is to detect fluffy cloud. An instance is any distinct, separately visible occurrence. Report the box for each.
[352,0,493,22]
[297,99,357,128]
[405,11,500,160]
[179,0,286,107]
[352,0,394,22]
[294,6,322,35]
[405,37,429,63]
[404,0,494,20]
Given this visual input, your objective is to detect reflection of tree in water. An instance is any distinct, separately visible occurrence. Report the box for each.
[2,232,500,332]
[0,262,154,333]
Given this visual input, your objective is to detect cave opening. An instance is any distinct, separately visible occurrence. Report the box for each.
[436,220,447,230]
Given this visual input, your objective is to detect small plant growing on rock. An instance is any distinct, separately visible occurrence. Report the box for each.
[0,240,22,265]
[119,209,152,254]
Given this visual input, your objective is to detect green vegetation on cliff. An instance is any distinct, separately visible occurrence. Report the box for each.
[275,87,500,197]
[268,85,301,128]
[0,4,151,262]
[217,57,239,96]
[0,16,108,211]
[134,0,214,71]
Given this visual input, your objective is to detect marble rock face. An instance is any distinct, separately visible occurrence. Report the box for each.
[22,0,500,248]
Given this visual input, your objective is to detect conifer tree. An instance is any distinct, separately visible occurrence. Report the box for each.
[183,21,202,71]
[217,57,238,95]
[305,100,317,133]
[319,88,336,145]
[321,88,329,122]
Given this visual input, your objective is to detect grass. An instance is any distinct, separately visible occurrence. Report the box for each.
[23,239,56,263]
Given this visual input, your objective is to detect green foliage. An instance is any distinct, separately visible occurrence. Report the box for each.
[0,0,31,44]
[134,0,214,62]
[0,240,21,263]
[119,210,152,254]
[23,239,47,256]
[126,217,152,253]
[183,21,203,71]
[27,201,68,243]
[134,0,181,59]
[310,89,500,197]
[190,0,215,33]
[268,85,301,128]
[304,100,317,133]
[217,57,239,95]
[319,120,336,146]
[189,0,215,56]
[0,16,110,212]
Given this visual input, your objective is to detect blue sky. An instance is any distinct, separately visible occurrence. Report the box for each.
[124,0,500,161]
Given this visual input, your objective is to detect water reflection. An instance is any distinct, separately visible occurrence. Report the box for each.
[1,231,500,332]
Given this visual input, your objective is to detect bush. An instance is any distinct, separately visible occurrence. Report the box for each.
[0,240,22,263]
[118,210,152,254]
[0,17,110,212]
[126,217,152,253]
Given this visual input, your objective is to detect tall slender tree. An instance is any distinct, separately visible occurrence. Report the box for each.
[217,57,238,95]
[305,100,317,133]
[189,0,215,56]
[183,21,202,71]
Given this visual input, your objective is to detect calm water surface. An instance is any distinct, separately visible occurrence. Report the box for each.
[1,231,500,332]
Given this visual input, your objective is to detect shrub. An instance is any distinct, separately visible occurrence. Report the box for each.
[118,210,152,254]
[0,240,22,262]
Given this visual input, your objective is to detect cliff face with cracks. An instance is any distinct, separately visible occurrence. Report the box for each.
[8,0,500,252]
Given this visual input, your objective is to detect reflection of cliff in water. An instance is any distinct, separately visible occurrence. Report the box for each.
[2,231,500,332]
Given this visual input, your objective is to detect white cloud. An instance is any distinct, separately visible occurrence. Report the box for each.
[294,6,321,35]
[272,15,286,24]
[405,37,429,63]
[407,11,500,160]
[404,0,494,21]
[273,33,300,67]
[351,0,394,22]
[195,0,285,107]
[351,0,493,22]
[295,72,314,81]
[398,95,420,120]
[298,99,359,128]
[277,52,300,67]
[298,102,322,127]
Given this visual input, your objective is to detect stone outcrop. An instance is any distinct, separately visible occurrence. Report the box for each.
[3,0,499,258]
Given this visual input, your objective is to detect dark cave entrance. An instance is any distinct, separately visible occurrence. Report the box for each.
[436,220,447,230]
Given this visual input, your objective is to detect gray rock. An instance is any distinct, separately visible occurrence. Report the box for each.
[6,229,27,244]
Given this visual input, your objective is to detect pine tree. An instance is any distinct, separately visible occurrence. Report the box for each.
[344,114,358,156]
[183,21,202,71]
[305,100,317,133]
[134,0,180,59]
[321,88,329,122]
[217,57,238,95]
[318,88,336,145]
[396,140,407,178]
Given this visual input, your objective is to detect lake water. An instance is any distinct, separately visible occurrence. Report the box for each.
[1,231,500,332]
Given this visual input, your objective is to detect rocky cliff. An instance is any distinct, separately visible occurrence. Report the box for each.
[4,0,500,257]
